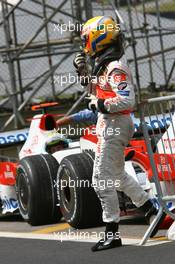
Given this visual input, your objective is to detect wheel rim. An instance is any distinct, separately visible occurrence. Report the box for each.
[17,171,29,212]
[64,185,71,203]
[60,167,75,214]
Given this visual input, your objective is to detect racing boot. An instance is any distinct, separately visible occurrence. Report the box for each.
[139,199,166,238]
[91,222,122,252]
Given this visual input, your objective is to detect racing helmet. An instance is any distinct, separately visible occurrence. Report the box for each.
[45,134,69,154]
[81,16,121,57]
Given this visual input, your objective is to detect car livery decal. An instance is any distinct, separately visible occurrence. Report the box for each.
[133,115,172,132]
[0,129,29,146]
[2,198,18,211]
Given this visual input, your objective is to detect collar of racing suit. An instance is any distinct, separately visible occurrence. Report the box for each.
[92,45,124,77]
[90,47,131,115]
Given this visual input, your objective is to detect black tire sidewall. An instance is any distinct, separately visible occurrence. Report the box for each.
[16,164,32,221]
[58,162,80,226]
[57,152,102,228]
[16,154,61,225]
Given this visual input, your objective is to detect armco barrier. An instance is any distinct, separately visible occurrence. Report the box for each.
[139,95,175,245]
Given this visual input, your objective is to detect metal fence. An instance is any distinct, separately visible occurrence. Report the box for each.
[139,94,175,245]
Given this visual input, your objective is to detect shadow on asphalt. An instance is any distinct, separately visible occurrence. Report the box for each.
[0,213,23,222]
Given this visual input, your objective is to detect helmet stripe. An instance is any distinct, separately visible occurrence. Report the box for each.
[96,32,107,43]
[92,32,107,52]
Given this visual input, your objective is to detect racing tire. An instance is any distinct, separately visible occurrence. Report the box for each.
[16,154,62,226]
[57,152,102,228]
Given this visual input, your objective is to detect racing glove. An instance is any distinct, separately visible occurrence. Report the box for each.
[73,52,89,86]
[85,95,98,113]
[73,52,86,70]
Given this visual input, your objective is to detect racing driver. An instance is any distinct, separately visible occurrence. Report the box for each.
[73,16,165,251]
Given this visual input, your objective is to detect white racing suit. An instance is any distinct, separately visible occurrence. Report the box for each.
[91,56,149,223]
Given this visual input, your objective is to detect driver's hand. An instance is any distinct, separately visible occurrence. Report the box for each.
[85,95,97,113]
[73,52,86,71]
[73,52,90,86]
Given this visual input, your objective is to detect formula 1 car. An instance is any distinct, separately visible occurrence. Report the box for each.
[0,103,174,229]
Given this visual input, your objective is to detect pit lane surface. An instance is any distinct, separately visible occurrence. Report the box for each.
[0,215,174,264]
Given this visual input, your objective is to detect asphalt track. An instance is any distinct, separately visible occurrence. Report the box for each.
[0,237,175,264]
[0,215,175,264]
